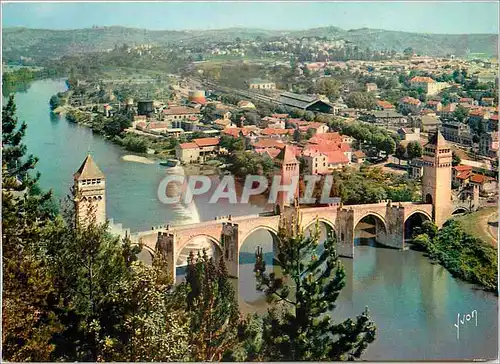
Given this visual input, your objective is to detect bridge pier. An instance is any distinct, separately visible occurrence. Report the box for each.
[379,204,405,250]
[156,232,177,284]
[336,208,355,258]
[222,222,239,279]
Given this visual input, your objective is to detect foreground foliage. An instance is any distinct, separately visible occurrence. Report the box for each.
[3,96,377,361]
[254,211,376,360]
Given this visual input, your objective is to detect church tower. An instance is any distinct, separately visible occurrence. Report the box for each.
[73,155,106,226]
[421,130,452,227]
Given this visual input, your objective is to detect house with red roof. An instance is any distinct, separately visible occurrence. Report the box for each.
[410,76,449,96]
[398,96,422,115]
[452,165,473,187]
[376,100,395,111]
[162,106,201,122]
[425,100,443,112]
[175,137,220,164]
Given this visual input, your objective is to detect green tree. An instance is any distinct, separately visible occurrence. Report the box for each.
[305,128,316,140]
[395,143,406,165]
[346,92,377,110]
[103,259,191,362]
[406,141,423,160]
[293,128,301,142]
[452,150,461,166]
[49,94,62,110]
[2,96,62,361]
[184,251,241,361]
[254,213,376,361]
[453,105,469,123]
[314,78,341,100]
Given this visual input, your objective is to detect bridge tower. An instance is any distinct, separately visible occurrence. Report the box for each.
[275,145,299,214]
[73,155,106,226]
[421,130,452,227]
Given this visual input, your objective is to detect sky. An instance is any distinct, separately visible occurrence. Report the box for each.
[2,1,499,34]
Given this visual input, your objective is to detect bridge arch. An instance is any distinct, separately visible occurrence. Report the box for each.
[354,212,388,246]
[175,234,224,267]
[404,211,432,240]
[135,243,155,265]
[239,225,280,249]
[452,206,469,215]
[302,217,337,236]
[354,211,388,233]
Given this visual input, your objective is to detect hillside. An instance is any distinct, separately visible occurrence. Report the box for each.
[2,26,498,63]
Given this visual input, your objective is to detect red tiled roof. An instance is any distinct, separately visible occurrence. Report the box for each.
[377,100,395,110]
[253,139,285,149]
[400,96,421,105]
[193,137,220,147]
[325,151,350,164]
[459,98,473,103]
[441,103,456,112]
[427,100,441,105]
[261,128,290,136]
[353,150,366,158]
[456,171,471,180]
[163,106,201,115]
[179,142,198,149]
[256,147,282,159]
[410,76,436,83]
[309,132,344,143]
[469,109,486,117]
[454,165,473,172]
[470,174,491,184]
[489,114,498,121]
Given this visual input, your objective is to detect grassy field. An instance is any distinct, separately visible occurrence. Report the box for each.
[453,206,498,246]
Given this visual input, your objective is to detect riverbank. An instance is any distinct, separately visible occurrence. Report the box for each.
[122,155,155,164]
[453,207,498,246]
[412,217,498,293]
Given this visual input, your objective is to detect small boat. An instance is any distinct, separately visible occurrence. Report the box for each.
[159,159,180,167]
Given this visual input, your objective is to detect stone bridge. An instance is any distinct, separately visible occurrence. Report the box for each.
[131,201,433,283]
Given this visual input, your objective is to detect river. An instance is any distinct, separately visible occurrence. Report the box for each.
[8,79,498,361]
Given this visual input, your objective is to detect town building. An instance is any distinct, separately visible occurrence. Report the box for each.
[278,92,333,113]
[409,76,449,96]
[162,106,201,122]
[364,110,407,125]
[397,127,420,141]
[417,114,441,132]
[438,103,457,119]
[479,132,499,158]
[425,100,443,112]
[409,158,424,179]
[366,83,378,92]
[352,150,367,164]
[248,78,276,90]
[237,100,256,109]
[398,96,422,115]
[441,121,473,146]
[175,137,220,164]
[376,100,396,111]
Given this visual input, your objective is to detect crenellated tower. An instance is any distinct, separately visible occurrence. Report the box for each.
[421,130,452,227]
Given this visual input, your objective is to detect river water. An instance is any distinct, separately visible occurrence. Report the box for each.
[8,79,498,361]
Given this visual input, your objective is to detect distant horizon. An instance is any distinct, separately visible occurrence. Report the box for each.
[3,24,499,36]
[2,2,499,35]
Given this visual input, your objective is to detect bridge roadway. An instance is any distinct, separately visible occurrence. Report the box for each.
[131,201,434,282]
